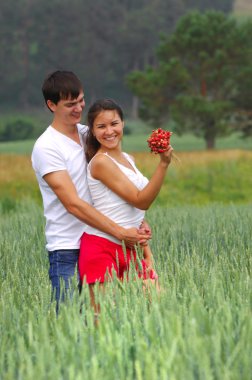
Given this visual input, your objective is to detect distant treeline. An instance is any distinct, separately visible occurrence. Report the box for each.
[0,0,234,111]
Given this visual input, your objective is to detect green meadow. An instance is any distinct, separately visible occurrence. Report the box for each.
[0,132,252,379]
[0,201,251,379]
[1,130,252,154]
[1,146,252,207]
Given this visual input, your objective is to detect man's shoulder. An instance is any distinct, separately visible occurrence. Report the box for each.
[32,126,59,160]
[77,123,88,135]
[33,126,52,147]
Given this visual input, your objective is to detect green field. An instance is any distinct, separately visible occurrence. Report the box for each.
[1,132,252,379]
[1,149,252,207]
[0,132,252,155]
[0,201,251,379]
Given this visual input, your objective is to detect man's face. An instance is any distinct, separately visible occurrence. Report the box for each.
[48,91,85,126]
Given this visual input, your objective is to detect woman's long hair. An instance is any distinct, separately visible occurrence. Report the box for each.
[85,98,124,162]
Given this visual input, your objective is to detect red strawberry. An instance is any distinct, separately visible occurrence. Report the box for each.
[147,128,172,154]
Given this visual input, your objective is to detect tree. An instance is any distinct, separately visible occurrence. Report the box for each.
[185,0,235,13]
[127,11,252,149]
[0,0,237,110]
[0,119,35,142]
[127,59,189,126]
[111,0,186,116]
[230,20,252,138]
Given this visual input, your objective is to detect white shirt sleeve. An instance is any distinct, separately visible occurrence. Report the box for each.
[32,143,66,178]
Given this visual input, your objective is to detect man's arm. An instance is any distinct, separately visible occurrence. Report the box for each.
[43,170,150,246]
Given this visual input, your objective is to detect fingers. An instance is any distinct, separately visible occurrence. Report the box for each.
[144,258,153,270]
[159,145,173,163]
[139,220,152,236]
[138,228,152,238]
[160,144,173,155]
[123,227,151,248]
[139,240,149,246]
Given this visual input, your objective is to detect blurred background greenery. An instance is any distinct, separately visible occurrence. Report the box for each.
[0,0,252,150]
[1,0,252,210]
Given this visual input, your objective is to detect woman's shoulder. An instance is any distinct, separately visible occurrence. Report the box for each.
[89,152,117,173]
[123,151,135,163]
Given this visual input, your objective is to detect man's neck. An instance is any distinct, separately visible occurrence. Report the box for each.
[51,121,81,145]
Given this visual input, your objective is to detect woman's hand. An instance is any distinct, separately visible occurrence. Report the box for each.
[139,220,152,239]
[144,254,153,271]
[143,245,155,273]
[159,144,173,165]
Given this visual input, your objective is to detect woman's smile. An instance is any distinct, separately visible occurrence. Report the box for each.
[93,110,124,150]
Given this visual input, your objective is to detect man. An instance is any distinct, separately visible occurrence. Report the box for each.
[31,70,150,311]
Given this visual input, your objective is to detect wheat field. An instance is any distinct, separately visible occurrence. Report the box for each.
[0,200,251,379]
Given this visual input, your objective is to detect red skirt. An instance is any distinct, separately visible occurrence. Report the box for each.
[79,233,158,284]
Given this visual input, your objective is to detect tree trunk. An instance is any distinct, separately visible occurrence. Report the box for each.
[206,135,215,150]
[130,58,140,119]
[201,78,207,97]
[131,95,139,119]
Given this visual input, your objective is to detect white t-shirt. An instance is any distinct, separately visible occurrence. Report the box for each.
[85,152,149,244]
[31,124,92,251]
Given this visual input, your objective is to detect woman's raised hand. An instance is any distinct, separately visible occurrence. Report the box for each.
[158,144,173,165]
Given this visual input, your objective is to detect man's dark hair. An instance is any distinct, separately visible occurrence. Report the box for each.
[42,70,83,107]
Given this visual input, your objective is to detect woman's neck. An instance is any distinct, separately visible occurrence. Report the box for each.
[98,147,122,158]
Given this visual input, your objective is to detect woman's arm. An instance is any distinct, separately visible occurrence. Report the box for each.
[143,244,153,269]
[91,146,173,210]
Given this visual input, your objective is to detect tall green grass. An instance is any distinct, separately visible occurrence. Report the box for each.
[1,201,251,379]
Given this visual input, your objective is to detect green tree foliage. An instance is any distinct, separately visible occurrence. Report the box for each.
[0,119,35,142]
[185,0,235,13]
[0,0,235,112]
[127,11,252,149]
[127,59,189,125]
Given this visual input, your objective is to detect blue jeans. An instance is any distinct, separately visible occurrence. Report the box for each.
[48,249,80,312]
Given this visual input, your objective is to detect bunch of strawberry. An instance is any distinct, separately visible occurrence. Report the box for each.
[147,128,172,154]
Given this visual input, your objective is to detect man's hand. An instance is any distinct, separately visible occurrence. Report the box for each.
[120,227,151,249]
[138,219,152,245]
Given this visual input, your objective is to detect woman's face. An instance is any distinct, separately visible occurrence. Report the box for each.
[92,110,124,150]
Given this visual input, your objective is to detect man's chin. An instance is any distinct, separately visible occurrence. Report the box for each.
[71,116,82,124]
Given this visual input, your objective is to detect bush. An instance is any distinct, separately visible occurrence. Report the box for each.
[0,118,35,142]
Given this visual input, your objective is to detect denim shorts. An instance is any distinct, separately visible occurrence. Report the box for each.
[48,249,80,311]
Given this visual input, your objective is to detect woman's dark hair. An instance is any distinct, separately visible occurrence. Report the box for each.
[42,70,83,110]
[85,98,124,162]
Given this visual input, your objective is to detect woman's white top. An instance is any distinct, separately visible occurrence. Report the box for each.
[85,152,149,244]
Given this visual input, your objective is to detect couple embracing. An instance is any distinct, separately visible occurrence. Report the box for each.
[32,70,173,315]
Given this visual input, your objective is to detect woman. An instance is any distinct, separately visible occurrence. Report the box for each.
[78,99,173,313]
